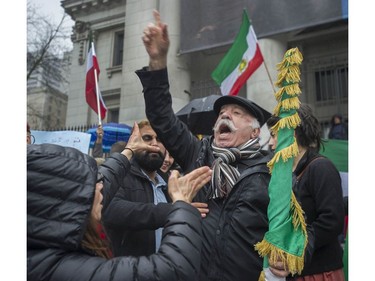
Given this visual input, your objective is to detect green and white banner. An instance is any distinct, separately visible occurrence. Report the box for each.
[320,139,348,196]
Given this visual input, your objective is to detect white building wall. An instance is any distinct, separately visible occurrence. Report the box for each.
[65,0,126,126]
[65,42,89,125]
[119,0,191,126]
[63,0,347,135]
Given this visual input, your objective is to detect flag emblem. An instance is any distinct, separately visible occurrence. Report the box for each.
[211,10,264,96]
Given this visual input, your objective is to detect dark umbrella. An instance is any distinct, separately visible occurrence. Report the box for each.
[175,95,221,135]
[87,122,132,152]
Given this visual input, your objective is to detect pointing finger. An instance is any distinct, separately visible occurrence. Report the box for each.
[153,9,161,26]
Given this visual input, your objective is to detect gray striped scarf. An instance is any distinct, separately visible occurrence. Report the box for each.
[209,137,262,199]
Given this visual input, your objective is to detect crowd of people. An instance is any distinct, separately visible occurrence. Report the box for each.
[27,10,347,281]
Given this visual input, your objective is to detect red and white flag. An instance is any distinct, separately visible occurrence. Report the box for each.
[211,10,264,96]
[85,42,107,120]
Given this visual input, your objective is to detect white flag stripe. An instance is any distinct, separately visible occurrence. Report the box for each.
[220,25,258,95]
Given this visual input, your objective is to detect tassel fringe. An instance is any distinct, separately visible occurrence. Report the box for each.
[273,97,301,116]
[275,65,301,87]
[291,192,307,234]
[258,270,265,281]
[257,47,306,277]
[254,192,308,276]
[254,238,305,276]
[276,47,304,70]
[270,113,301,130]
[267,140,299,173]
[274,84,302,102]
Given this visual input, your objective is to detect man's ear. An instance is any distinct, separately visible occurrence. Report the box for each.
[251,128,260,139]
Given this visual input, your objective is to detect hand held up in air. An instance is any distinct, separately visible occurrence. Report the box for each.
[142,10,170,70]
[121,122,160,159]
[168,167,212,203]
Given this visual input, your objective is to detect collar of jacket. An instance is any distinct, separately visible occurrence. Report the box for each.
[294,149,322,177]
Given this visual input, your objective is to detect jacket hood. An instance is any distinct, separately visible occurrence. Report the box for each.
[27,144,98,251]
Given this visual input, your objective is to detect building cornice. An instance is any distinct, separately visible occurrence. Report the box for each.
[62,0,126,21]
[62,0,126,66]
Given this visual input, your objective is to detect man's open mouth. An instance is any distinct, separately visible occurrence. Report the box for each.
[219,124,232,134]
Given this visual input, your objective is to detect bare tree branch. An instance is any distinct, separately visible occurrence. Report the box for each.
[27,2,72,80]
[27,1,72,130]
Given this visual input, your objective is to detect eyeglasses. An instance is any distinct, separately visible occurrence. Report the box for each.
[96,172,104,183]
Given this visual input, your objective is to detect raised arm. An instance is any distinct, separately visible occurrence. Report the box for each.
[142,10,169,70]
[137,10,203,172]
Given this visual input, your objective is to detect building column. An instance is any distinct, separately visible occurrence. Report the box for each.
[120,0,190,125]
[246,37,287,146]
[159,0,191,111]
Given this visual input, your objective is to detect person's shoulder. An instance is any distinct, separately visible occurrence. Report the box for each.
[309,154,338,172]
[257,150,274,164]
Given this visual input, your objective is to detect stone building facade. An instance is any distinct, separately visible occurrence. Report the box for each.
[27,53,69,130]
[62,0,348,140]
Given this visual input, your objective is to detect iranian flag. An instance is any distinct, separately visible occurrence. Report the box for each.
[211,10,263,96]
[86,42,107,120]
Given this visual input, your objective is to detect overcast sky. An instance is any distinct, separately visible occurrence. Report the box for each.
[29,0,75,49]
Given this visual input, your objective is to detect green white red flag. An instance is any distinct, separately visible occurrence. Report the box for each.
[85,42,107,120]
[211,10,263,96]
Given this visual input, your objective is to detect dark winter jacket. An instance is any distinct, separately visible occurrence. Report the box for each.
[27,144,203,281]
[292,149,345,277]
[102,156,173,257]
[136,67,272,281]
[328,123,348,140]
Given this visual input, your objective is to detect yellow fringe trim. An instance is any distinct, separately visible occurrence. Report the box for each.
[273,98,300,116]
[267,140,299,173]
[274,84,302,102]
[254,239,305,275]
[276,47,304,70]
[258,270,265,281]
[275,65,301,86]
[270,113,301,130]
[291,192,307,234]
[274,87,285,101]
[284,83,302,96]
[258,47,307,276]
[254,192,308,275]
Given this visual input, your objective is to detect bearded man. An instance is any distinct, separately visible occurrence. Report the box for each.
[134,10,290,281]
[102,120,174,257]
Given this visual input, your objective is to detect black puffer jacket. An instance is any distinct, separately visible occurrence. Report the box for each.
[136,68,272,281]
[27,144,203,281]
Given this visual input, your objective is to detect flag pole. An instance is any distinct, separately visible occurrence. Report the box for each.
[263,59,276,94]
[92,42,102,126]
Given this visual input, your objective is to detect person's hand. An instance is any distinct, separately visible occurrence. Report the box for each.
[121,122,160,159]
[191,202,209,218]
[142,10,170,70]
[96,125,104,143]
[168,167,212,203]
[269,259,290,278]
